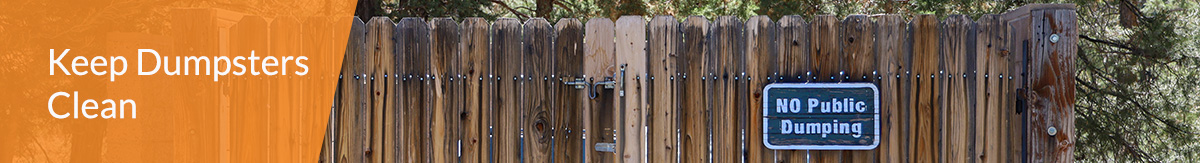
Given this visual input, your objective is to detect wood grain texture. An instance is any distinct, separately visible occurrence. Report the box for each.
[396,17,431,163]
[809,15,842,162]
[523,18,554,162]
[709,16,744,163]
[490,18,523,163]
[336,16,366,163]
[431,17,461,163]
[366,17,395,163]
[647,16,679,163]
[909,14,940,163]
[679,16,710,163]
[974,14,1011,163]
[841,14,877,163]
[614,16,647,162]
[552,18,585,163]
[776,15,810,162]
[939,15,974,163]
[873,14,906,163]
[1027,9,1077,163]
[745,15,776,163]
[583,18,617,163]
[460,17,489,163]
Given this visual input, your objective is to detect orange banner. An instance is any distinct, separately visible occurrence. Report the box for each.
[1,0,356,162]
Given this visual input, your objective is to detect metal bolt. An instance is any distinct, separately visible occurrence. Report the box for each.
[1048,127,1058,136]
[1049,34,1059,43]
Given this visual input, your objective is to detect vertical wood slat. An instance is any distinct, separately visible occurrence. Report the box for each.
[614,16,647,162]
[709,16,743,163]
[395,17,429,162]
[974,14,1011,163]
[583,18,617,163]
[809,15,842,162]
[1027,9,1077,163]
[679,16,710,163]
[841,14,877,163]
[491,18,523,163]
[365,17,395,163]
[460,17,490,163]
[552,18,585,163]
[745,15,776,163]
[333,17,366,163]
[775,15,810,162]
[431,17,462,163]
[939,15,975,163]
[647,16,679,163]
[523,18,554,162]
[873,14,908,163]
[909,14,940,163]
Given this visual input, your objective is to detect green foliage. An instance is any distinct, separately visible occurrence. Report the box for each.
[380,0,496,20]
[1074,0,1200,162]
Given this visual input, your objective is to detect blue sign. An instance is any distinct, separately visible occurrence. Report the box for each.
[762,83,879,150]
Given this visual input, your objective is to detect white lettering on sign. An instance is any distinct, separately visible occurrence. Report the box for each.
[779,119,863,138]
[774,97,868,113]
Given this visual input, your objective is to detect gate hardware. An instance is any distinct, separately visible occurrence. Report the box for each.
[563,77,589,89]
[595,143,617,153]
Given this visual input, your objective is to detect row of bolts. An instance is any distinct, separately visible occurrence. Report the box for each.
[339,70,1018,83]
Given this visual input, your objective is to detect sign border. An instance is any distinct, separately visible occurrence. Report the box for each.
[761,82,881,150]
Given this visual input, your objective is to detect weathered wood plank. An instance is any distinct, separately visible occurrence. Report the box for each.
[366,17,395,163]
[909,14,940,163]
[431,17,461,163]
[552,18,585,163]
[647,15,679,163]
[745,15,776,163]
[873,14,906,163]
[335,16,366,163]
[396,17,430,162]
[1027,9,1077,163]
[583,18,617,163]
[841,14,877,163]
[776,15,811,162]
[709,16,743,163]
[974,14,1009,163]
[490,18,523,163]
[523,18,554,162]
[614,16,647,162]
[939,15,975,163]
[679,16,710,163]
[460,17,490,163]
[809,15,842,162]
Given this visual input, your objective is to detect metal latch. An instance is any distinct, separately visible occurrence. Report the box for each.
[563,77,589,89]
[594,143,616,153]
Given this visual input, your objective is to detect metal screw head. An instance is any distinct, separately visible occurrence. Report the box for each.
[1048,127,1058,136]
[1049,34,1060,43]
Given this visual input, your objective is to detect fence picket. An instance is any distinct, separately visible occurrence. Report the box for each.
[491,18,523,163]
[552,18,585,163]
[583,18,617,163]
[460,17,490,163]
[647,16,679,163]
[523,18,555,162]
[745,15,776,163]
[679,16,710,163]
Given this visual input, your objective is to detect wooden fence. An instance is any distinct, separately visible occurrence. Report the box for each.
[320,4,1077,163]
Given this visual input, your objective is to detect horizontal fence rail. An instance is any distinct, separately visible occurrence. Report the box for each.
[320,4,1077,163]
